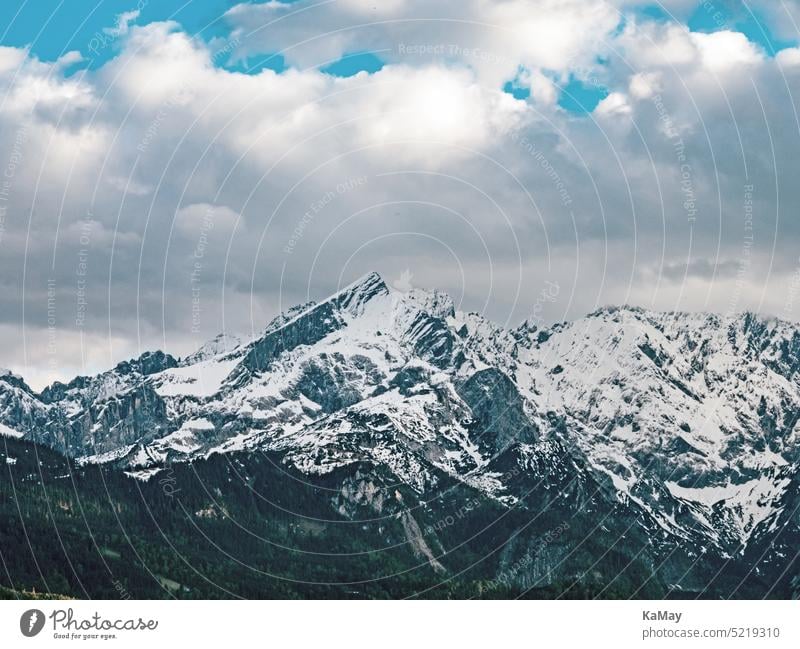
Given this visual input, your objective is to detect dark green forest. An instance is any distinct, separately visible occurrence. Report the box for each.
[0,437,790,599]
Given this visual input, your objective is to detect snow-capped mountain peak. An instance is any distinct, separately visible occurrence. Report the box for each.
[4,277,800,558]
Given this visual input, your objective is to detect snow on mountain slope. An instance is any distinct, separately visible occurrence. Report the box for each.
[0,422,25,438]
[0,369,54,439]
[514,306,800,546]
[180,333,243,366]
[155,357,241,398]
[4,273,800,556]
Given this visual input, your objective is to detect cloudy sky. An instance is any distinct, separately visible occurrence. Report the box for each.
[1,0,799,388]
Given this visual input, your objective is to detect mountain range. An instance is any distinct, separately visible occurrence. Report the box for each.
[2,271,799,599]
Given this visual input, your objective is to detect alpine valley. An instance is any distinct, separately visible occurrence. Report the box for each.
[2,272,800,599]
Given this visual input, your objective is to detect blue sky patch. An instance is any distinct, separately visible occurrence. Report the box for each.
[320,51,385,77]
[502,66,533,101]
[0,0,238,68]
[636,4,674,22]
[558,76,609,115]
[687,2,797,54]
[502,80,530,101]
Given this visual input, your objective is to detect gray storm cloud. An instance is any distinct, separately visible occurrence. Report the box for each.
[0,1,798,388]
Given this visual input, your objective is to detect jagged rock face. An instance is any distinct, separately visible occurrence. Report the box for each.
[0,371,51,439]
[241,272,388,375]
[457,368,538,454]
[39,350,178,408]
[511,306,800,549]
[3,273,800,581]
[291,353,384,413]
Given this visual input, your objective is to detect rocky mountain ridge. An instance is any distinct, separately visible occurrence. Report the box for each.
[3,272,800,593]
